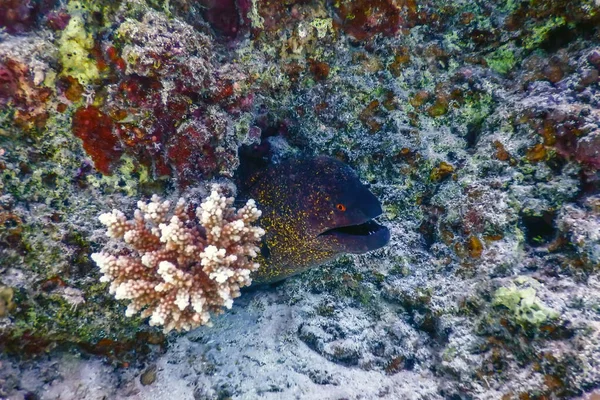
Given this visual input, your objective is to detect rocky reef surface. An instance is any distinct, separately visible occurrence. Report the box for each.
[1,0,600,399]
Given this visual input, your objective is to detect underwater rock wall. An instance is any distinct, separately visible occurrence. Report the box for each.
[1,0,600,399]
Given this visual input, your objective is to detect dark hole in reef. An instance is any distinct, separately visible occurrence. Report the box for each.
[418,197,444,249]
[521,210,557,247]
[546,153,567,174]
[90,11,104,26]
[404,357,416,371]
[418,220,436,248]
[198,0,243,40]
[3,218,18,229]
[442,394,464,400]
[235,118,292,193]
[540,20,599,53]
[579,169,600,198]
[465,121,482,150]
[23,392,39,400]
[542,320,575,340]
[42,172,58,189]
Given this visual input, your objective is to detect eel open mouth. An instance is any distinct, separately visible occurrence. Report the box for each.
[320,219,386,237]
[318,219,390,253]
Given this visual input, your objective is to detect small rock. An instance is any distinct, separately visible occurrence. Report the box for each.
[580,69,599,87]
[467,235,484,258]
[140,364,157,386]
[587,49,600,70]
[543,64,564,84]
[0,286,15,318]
[575,131,600,168]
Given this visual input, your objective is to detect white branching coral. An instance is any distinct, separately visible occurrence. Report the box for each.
[91,186,264,333]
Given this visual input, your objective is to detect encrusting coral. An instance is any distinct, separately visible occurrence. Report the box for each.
[91,186,264,333]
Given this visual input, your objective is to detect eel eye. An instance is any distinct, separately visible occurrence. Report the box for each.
[336,203,346,212]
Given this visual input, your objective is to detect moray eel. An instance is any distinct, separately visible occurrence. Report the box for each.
[245,156,390,284]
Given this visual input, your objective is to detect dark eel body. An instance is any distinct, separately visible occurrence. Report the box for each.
[244,156,390,284]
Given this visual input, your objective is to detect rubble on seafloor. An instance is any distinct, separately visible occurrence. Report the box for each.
[1,0,599,399]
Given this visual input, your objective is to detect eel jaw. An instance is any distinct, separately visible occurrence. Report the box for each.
[318,219,390,253]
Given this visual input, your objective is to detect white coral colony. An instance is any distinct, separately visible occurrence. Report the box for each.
[91,185,264,333]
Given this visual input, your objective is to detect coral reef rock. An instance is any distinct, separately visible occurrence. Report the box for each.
[1,0,600,398]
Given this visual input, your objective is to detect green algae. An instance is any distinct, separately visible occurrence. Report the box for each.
[523,16,567,50]
[486,45,518,75]
[58,14,100,86]
[0,287,15,318]
[310,18,334,39]
[249,0,264,29]
[85,154,151,197]
[6,286,150,355]
[493,277,559,328]
[58,0,125,86]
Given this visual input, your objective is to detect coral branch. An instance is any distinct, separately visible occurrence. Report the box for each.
[91,186,264,332]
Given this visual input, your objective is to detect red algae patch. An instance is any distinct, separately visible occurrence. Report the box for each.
[333,0,417,41]
[72,106,122,174]
[0,59,52,131]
